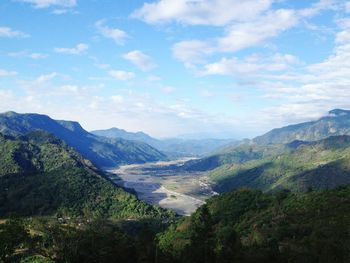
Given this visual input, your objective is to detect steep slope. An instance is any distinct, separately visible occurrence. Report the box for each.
[0,112,166,168]
[92,127,234,157]
[0,131,173,219]
[182,141,289,171]
[157,187,350,263]
[183,109,350,172]
[208,135,350,193]
[254,109,350,144]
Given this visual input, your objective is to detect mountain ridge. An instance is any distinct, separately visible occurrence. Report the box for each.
[0,111,166,168]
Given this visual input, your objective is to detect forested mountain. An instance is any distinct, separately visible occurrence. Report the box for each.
[157,187,350,263]
[92,127,234,157]
[208,135,350,193]
[0,112,166,168]
[184,109,350,172]
[254,109,350,144]
[0,131,173,219]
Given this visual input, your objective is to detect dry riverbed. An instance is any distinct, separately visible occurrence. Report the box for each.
[108,159,217,216]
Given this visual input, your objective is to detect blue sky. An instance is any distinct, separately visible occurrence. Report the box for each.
[0,0,349,138]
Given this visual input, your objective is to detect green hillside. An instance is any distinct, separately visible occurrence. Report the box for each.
[208,136,350,193]
[157,187,350,263]
[254,109,350,144]
[183,142,288,171]
[0,131,173,219]
[0,111,166,168]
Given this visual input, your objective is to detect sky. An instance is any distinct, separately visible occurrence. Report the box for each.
[0,0,350,139]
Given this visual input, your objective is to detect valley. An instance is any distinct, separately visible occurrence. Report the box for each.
[108,159,217,215]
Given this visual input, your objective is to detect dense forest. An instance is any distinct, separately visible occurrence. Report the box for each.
[1,186,349,262]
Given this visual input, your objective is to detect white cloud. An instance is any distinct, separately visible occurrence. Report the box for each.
[54,43,88,55]
[109,70,135,81]
[173,40,215,64]
[95,20,128,45]
[218,9,298,52]
[16,0,77,8]
[0,69,17,77]
[123,50,156,71]
[0,26,29,38]
[8,50,48,59]
[202,53,300,77]
[133,0,272,26]
[34,72,58,84]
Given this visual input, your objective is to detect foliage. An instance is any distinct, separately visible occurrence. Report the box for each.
[0,131,175,220]
[157,187,350,263]
[254,109,350,144]
[208,135,350,193]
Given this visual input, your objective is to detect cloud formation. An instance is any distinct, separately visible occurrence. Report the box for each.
[123,50,156,71]
[133,0,272,26]
[54,43,88,55]
[95,20,128,45]
[108,70,136,81]
[0,26,29,38]
[15,0,77,8]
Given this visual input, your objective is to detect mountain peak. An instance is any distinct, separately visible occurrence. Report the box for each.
[328,109,350,117]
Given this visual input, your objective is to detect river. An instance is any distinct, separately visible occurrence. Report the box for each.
[108,159,217,216]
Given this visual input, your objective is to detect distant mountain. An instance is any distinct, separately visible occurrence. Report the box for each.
[92,127,235,157]
[184,109,350,172]
[254,109,350,144]
[208,135,350,193]
[92,127,159,145]
[0,131,172,219]
[182,141,289,171]
[0,112,166,168]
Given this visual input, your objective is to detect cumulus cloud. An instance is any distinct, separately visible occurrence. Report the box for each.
[202,53,300,77]
[133,0,272,26]
[15,0,77,8]
[218,9,298,52]
[173,40,215,65]
[54,43,88,55]
[109,70,135,81]
[95,20,128,45]
[123,50,156,71]
[0,26,29,38]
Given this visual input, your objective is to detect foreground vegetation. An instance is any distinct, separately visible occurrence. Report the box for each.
[157,186,350,263]
[1,186,349,263]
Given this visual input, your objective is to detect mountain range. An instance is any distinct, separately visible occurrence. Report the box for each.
[184,109,350,171]
[92,127,235,157]
[0,111,166,168]
[0,130,173,219]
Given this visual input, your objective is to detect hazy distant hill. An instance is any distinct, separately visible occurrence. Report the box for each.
[0,112,166,168]
[92,127,235,157]
[184,109,350,172]
[208,135,350,193]
[0,131,172,219]
[254,109,350,144]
